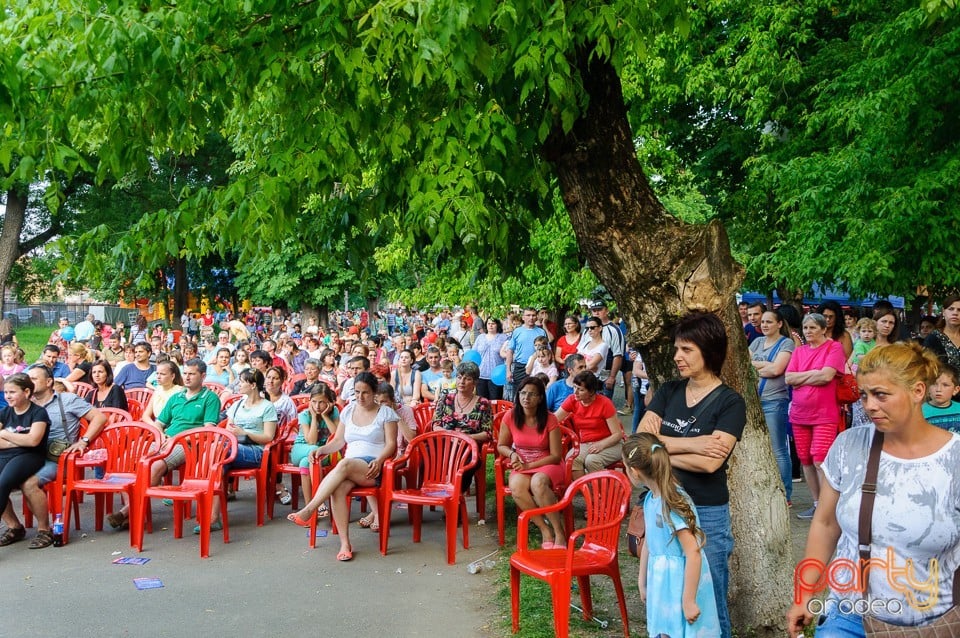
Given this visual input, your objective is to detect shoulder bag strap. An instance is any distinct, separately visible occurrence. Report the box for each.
[858,430,884,595]
[757,337,788,397]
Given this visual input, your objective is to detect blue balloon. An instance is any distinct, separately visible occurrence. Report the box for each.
[463,350,482,365]
[490,364,507,387]
[60,326,76,342]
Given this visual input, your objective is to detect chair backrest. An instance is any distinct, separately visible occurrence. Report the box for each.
[409,430,478,487]
[412,403,434,436]
[564,471,631,555]
[220,393,244,411]
[290,394,311,412]
[124,387,154,407]
[203,381,227,397]
[72,381,95,398]
[171,429,238,483]
[99,407,133,425]
[491,400,513,416]
[126,398,144,421]
[99,422,164,474]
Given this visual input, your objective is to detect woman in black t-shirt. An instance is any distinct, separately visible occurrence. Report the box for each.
[639,312,746,638]
[0,373,51,544]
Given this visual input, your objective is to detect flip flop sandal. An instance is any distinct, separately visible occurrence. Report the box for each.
[317,504,330,518]
[107,512,129,529]
[277,490,292,506]
[357,515,375,528]
[28,529,54,549]
[337,547,353,561]
[287,513,312,527]
[0,525,26,546]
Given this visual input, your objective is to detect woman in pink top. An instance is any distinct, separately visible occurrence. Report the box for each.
[784,313,847,520]
[496,377,566,548]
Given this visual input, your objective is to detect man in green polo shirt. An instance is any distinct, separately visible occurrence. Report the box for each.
[151,358,222,480]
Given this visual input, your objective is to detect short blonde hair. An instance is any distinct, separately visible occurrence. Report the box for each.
[857,342,939,390]
[856,318,877,333]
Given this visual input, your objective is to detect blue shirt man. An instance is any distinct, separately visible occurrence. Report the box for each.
[505,308,548,387]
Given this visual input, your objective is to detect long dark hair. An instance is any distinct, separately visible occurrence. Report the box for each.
[817,300,846,341]
[511,376,549,433]
[239,368,266,396]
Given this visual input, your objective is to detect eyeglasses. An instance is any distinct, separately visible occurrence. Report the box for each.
[587,325,601,330]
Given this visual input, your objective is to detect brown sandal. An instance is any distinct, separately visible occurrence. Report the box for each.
[28,529,54,549]
[0,526,26,546]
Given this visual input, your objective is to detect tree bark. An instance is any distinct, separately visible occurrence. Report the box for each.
[545,50,791,635]
[0,189,28,316]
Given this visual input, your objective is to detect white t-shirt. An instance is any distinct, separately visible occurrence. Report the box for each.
[822,425,960,625]
[341,403,399,460]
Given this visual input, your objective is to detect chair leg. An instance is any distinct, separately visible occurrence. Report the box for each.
[197,496,210,559]
[411,504,423,543]
[475,456,486,521]
[376,495,387,556]
[549,578,573,638]
[62,490,74,545]
[94,493,105,531]
[608,568,631,638]
[445,500,459,565]
[220,490,230,544]
[459,496,470,549]
[510,566,521,633]
[577,575,593,619]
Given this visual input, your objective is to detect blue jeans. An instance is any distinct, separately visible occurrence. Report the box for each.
[631,393,646,434]
[761,398,792,502]
[815,607,865,637]
[698,504,733,638]
[229,444,263,471]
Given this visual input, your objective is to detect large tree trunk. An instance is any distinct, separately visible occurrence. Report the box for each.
[0,188,28,316]
[545,51,792,636]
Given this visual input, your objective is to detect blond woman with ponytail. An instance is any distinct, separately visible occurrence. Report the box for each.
[622,433,719,637]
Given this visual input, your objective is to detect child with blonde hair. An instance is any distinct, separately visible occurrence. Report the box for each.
[622,433,719,637]
[848,317,878,370]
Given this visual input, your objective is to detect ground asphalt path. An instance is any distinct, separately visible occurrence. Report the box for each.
[2,487,503,638]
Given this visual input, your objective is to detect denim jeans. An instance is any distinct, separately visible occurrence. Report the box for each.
[815,607,866,637]
[761,398,792,501]
[631,387,646,434]
[698,503,733,638]
[229,444,263,471]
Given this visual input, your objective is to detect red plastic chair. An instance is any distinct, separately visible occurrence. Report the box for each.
[380,431,478,564]
[491,400,514,416]
[496,424,580,545]
[71,381,94,398]
[220,393,244,411]
[202,381,227,397]
[99,407,133,425]
[63,422,162,546]
[226,419,295,526]
[124,387,154,410]
[411,402,434,436]
[509,471,632,638]
[290,393,311,412]
[133,429,238,558]
[125,398,144,421]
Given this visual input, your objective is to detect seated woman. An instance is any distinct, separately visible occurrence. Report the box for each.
[87,360,129,411]
[207,369,278,531]
[788,342,960,635]
[140,361,183,426]
[291,358,325,396]
[265,365,296,505]
[430,361,493,493]
[391,349,422,407]
[64,342,95,385]
[289,372,398,562]
[317,348,339,390]
[206,348,236,388]
[496,377,566,548]
[554,370,623,478]
[0,374,51,548]
[290,384,340,515]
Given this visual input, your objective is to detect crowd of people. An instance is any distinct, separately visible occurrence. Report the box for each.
[1,293,959,636]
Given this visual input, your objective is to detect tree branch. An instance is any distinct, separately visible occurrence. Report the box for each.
[18,221,63,257]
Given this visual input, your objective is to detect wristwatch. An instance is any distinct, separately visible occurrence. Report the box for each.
[80,436,91,445]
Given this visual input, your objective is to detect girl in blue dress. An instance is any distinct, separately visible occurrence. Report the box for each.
[622,433,720,637]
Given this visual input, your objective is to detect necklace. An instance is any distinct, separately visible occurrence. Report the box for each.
[686,379,720,406]
[455,393,475,414]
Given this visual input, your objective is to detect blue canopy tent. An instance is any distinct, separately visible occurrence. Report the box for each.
[739,284,905,309]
